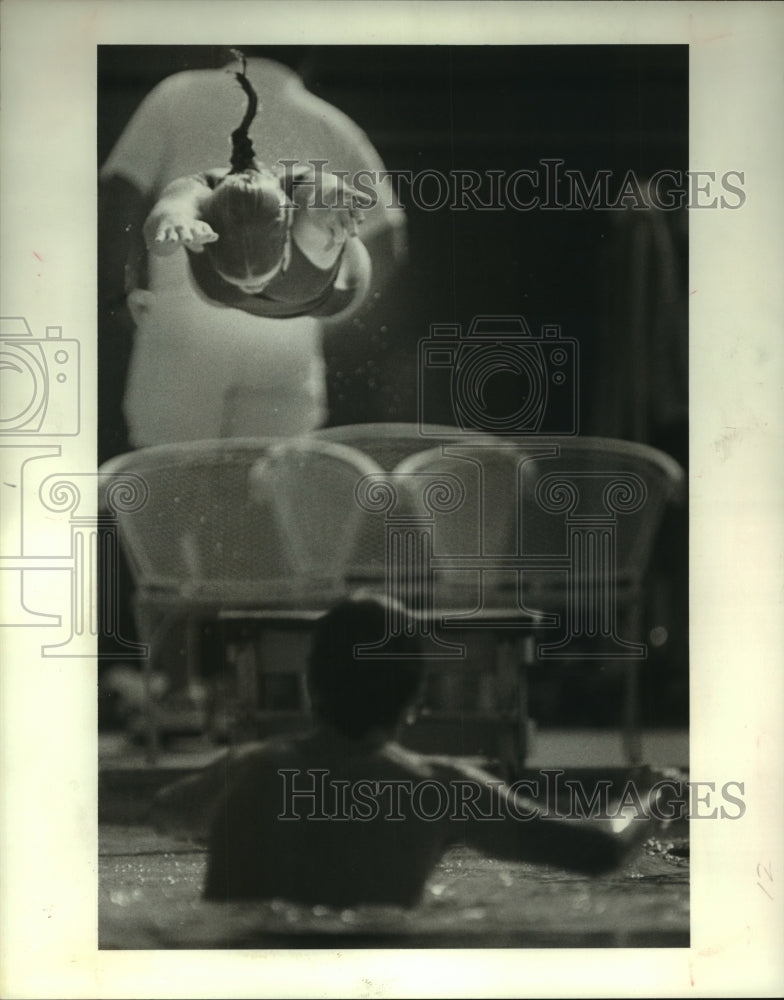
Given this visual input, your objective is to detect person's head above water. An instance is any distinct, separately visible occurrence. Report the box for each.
[201,51,294,293]
[307,593,425,740]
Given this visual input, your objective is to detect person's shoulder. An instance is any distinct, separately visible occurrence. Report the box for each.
[230,732,312,765]
[380,743,495,783]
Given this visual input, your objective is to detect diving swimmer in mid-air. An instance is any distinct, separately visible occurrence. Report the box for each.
[142,51,373,321]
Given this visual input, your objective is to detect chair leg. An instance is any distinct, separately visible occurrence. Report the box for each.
[621,597,645,765]
[143,654,160,765]
[518,635,537,769]
[132,598,161,765]
[135,600,192,764]
[495,634,534,775]
[622,661,643,765]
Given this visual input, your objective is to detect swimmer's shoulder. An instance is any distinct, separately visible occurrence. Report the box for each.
[380,742,502,784]
[226,731,315,767]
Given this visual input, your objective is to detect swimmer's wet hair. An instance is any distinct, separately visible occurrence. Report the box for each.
[308,594,425,739]
[228,49,260,174]
[202,49,294,284]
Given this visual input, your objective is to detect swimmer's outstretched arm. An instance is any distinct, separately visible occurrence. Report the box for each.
[142,171,226,256]
[442,759,658,876]
[147,743,260,842]
[311,237,372,321]
[289,167,373,267]
[282,168,374,319]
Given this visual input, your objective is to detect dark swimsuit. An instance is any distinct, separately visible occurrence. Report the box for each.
[187,172,347,319]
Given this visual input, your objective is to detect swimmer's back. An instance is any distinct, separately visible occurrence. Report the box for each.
[204,732,470,908]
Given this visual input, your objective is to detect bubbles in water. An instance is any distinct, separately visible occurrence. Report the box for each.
[109,888,144,907]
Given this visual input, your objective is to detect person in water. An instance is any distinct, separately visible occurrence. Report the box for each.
[142,51,373,320]
[150,593,660,909]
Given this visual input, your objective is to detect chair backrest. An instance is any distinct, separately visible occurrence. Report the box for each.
[395,444,532,605]
[390,435,684,602]
[99,439,295,603]
[310,424,484,584]
[393,443,526,553]
[98,438,384,607]
[248,438,387,586]
[312,422,471,471]
[510,436,685,585]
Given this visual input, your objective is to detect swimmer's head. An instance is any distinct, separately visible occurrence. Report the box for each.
[307,594,424,740]
[202,171,293,292]
[201,50,294,293]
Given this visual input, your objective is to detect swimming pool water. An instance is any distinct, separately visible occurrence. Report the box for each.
[99,826,688,949]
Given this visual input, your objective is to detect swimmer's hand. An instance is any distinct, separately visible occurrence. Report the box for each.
[144,217,219,256]
[292,171,373,260]
[142,175,218,256]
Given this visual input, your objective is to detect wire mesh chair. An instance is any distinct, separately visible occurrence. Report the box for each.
[99,439,289,600]
[507,436,686,764]
[313,424,519,589]
[248,437,389,584]
[390,436,685,766]
[512,437,685,595]
[98,437,387,755]
[307,424,463,584]
[392,441,534,603]
[389,442,542,771]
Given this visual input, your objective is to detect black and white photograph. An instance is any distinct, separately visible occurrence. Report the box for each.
[1,1,783,997]
[96,40,692,949]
